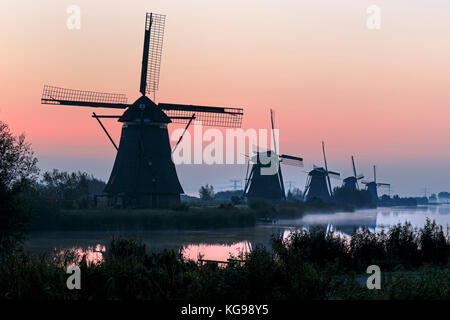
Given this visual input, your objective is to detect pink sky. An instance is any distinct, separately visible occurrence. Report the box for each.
[1,0,450,195]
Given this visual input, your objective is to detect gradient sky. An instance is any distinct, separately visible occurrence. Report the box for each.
[1,0,450,196]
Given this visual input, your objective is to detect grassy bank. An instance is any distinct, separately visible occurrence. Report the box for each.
[2,221,449,300]
[29,198,362,231]
[30,206,256,231]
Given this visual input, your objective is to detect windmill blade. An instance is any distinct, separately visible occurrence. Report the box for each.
[356,174,364,180]
[270,109,278,155]
[140,13,166,95]
[351,155,357,178]
[327,171,340,179]
[244,159,250,182]
[377,183,390,187]
[322,141,333,195]
[279,154,303,167]
[278,162,287,200]
[158,103,243,128]
[41,85,128,109]
[172,114,195,154]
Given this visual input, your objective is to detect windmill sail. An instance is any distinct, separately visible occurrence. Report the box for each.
[140,13,166,95]
[41,85,128,109]
[159,103,243,128]
[279,154,303,167]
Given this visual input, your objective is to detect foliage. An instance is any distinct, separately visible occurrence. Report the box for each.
[286,188,303,201]
[214,190,243,201]
[0,121,38,251]
[41,169,105,209]
[333,186,373,207]
[379,195,417,207]
[0,121,39,188]
[1,221,449,300]
[199,184,215,201]
[29,207,256,231]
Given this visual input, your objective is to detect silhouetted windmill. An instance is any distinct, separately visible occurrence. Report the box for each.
[41,12,243,208]
[303,142,340,202]
[243,109,303,202]
[342,156,364,190]
[362,165,390,203]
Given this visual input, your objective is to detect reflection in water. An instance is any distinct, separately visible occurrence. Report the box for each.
[59,244,106,265]
[28,205,450,265]
[182,242,251,262]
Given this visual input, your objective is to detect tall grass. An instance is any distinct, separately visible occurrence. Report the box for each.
[30,207,256,231]
[1,220,449,300]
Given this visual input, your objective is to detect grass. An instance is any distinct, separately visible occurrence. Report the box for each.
[30,207,256,231]
[2,220,449,300]
[29,198,352,231]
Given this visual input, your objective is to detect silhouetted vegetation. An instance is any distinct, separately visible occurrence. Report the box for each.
[286,187,303,201]
[1,221,448,300]
[199,184,215,200]
[0,121,38,251]
[214,189,243,201]
[378,195,417,207]
[438,191,450,202]
[333,186,374,207]
[30,207,256,231]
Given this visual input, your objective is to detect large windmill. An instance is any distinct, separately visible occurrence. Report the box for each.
[342,156,364,190]
[243,109,303,202]
[41,12,243,208]
[303,142,340,202]
[362,165,390,203]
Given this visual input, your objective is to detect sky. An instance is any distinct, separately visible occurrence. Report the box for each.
[1,0,450,196]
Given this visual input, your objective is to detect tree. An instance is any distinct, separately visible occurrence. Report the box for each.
[199,184,215,201]
[0,121,39,250]
[0,121,38,188]
[41,169,106,209]
[333,186,372,207]
[287,188,303,201]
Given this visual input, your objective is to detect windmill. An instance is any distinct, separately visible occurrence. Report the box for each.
[303,142,340,202]
[342,156,364,190]
[41,12,244,208]
[362,165,390,203]
[243,109,303,202]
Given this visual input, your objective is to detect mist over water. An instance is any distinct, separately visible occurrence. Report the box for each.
[25,205,450,264]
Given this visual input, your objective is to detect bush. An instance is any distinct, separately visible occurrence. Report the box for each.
[333,186,373,207]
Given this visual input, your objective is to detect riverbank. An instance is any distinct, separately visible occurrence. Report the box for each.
[29,199,365,232]
[3,221,449,300]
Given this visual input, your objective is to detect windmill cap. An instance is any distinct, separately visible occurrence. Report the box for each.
[119,96,171,123]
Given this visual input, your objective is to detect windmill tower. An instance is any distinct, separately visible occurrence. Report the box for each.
[41,12,243,208]
[304,142,340,202]
[342,156,364,190]
[243,109,303,202]
[362,165,390,203]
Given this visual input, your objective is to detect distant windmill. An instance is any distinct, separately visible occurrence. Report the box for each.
[243,109,303,201]
[361,165,390,203]
[342,156,364,190]
[41,12,244,208]
[303,142,340,202]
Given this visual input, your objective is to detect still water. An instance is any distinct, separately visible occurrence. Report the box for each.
[25,205,450,264]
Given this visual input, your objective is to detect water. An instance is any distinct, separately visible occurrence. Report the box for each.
[24,205,450,264]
